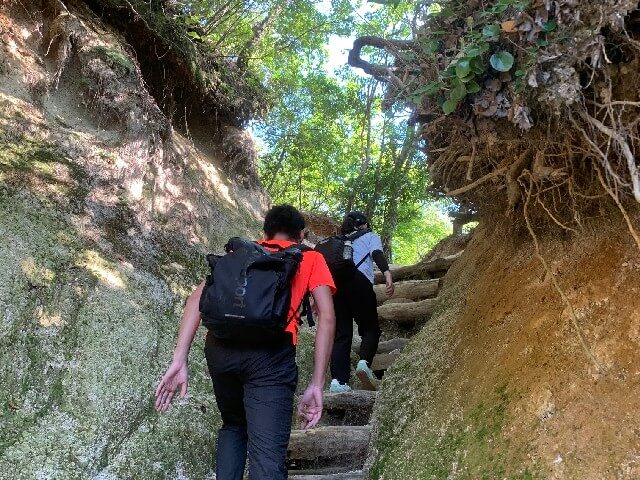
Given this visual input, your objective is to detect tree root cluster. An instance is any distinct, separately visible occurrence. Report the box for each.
[350,2,640,241]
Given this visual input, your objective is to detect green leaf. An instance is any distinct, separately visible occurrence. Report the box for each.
[368,0,401,6]
[450,83,467,102]
[493,4,509,13]
[542,19,557,32]
[515,69,526,77]
[490,51,514,72]
[423,39,440,56]
[471,56,486,74]
[536,39,549,47]
[455,59,472,78]
[482,24,501,39]
[442,98,459,114]
[414,81,441,96]
[466,81,481,94]
[466,45,485,58]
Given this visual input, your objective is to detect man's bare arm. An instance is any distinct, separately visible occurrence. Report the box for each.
[172,280,206,362]
[298,285,336,429]
[310,285,336,387]
[155,280,206,412]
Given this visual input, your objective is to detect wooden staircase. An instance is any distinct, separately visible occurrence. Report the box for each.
[286,254,460,479]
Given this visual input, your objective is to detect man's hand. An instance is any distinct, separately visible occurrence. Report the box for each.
[384,270,395,297]
[297,384,323,430]
[155,360,188,412]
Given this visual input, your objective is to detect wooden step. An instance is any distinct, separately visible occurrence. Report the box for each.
[287,426,371,471]
[352,337,409,356]
[373,278,440,305]
[377,297,438,325]
[289,473,365,479]
[374,251,462,284]
[370,350,401,371]
[324,390,377,410]
[321,391,377,426]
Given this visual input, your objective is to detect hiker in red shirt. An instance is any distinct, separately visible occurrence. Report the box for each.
[154,205,336,479]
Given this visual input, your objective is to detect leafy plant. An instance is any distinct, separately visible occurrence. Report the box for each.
[490,51,514,72]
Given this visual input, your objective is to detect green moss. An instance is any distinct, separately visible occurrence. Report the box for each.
[370,385,539,479]
[0,136,88,205]
[90,45,135,75]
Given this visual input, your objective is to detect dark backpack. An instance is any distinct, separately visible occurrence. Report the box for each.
[314,229,370,281]
[199,237,308,343]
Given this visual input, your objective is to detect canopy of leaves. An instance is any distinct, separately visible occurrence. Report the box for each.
[142,0,453,260]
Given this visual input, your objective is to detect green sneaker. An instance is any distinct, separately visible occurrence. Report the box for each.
[329,379,352,393]
[356,360,378,391]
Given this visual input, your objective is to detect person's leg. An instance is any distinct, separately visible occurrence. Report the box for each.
[205,340,248,480]
[330,287,354,384]
[244,343,298,480]
[352,272,381,366]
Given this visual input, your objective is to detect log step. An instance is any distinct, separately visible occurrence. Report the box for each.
[321,391,377,426]
[352,337,409,355]
[287,426,371,471]
[370,350,401,371]
[373,279,440,305]
[377,297,438,325]
[324,390,377,411]
[374,251,462,284]
[289,473,365,479]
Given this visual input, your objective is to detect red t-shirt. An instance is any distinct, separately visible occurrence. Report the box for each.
[256,239,336,345]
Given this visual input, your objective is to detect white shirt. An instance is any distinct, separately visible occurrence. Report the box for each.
[352,231,384,284]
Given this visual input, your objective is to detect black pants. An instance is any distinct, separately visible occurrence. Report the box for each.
[204,336,298,480]
[330,270,381,384]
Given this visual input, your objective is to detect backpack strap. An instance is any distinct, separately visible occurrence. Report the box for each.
[225,237,263,253]
[300,293,315,328]
[282,243,315,327]
[346,228,371,241]
[355,252,370,269]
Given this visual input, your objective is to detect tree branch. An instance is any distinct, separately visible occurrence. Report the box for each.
[348,35,417,85]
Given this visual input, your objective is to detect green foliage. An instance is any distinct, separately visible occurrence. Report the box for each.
[255,1,446,257]
[392,206,451,265]
[490,50,515,72]
[404,0,559,114]
[90,46,134,75]
[370,380,542,479]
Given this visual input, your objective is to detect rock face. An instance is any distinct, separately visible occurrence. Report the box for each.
[368,223,640,479]
[0,3,270,478]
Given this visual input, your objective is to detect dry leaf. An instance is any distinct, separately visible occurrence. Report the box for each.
[502,20,518,33]
[512,105,533,130]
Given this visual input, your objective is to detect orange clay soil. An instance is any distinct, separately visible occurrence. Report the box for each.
[370,218,640,479]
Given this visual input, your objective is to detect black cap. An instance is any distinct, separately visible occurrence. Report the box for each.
[347,211,369,226]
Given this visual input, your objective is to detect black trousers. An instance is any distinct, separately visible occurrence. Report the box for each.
[330,270,381,384]
[204,336,298,480]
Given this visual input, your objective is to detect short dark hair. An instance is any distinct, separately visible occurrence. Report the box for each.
[263,204,306,239]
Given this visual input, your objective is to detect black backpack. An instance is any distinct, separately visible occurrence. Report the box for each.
[199,237,309,343]
[314,229,370,281]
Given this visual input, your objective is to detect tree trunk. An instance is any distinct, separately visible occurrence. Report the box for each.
[380,122,417,259]
[266,140,289,191]
[352,336,409,355]
[237,0,290,69]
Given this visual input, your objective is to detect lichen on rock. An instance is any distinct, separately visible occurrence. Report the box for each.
[0,1,270,477]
